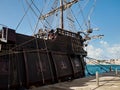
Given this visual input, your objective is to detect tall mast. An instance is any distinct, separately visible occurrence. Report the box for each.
[60,0,64,29]
[39,0,79,29]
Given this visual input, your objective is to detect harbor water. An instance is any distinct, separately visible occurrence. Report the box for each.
[85,64,120,76]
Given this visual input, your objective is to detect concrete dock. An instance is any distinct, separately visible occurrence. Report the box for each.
[30,71,120,90]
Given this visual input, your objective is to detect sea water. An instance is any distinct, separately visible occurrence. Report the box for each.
[85,65,120,76]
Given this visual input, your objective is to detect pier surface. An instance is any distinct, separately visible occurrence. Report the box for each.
[30,71,120,90]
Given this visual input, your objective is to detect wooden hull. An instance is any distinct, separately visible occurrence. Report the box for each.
[0,27,87,89]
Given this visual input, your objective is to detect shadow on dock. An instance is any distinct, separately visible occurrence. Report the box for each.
[29,71,120,90]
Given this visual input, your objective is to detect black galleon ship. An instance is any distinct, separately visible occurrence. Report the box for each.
[0,0,100,89]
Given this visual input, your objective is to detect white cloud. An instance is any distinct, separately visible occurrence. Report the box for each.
[107,44,120,59]
[86,45,103,59]
[99,40,108,46]
[86,40,120,59]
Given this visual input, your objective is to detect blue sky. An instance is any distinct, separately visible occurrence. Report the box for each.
[87,0,120,59]
[93,0,120,44]
[0,0,120,59]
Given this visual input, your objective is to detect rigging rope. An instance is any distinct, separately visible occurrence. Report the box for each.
[30,0,52,33]
[32,19,40,35]
[70,8,83,31]
[1,0,50,56]
[85,57,112,73]
[25,0,38,17]
[30,0,52,28]
[78,1,88,29]
[87,0,96,20]
[66,8,76,31]
[84,57,95,76]
[21,0,34,32]
[15,0,34,31]
[85,65,95,76]
[44,0,59,29]
[30,0,40,13]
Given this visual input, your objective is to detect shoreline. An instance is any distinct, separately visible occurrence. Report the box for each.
[86,64,120,65]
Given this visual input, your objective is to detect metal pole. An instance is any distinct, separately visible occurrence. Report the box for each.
[116,68,118,76]
[110,66,112,71]
[96,71,99,86]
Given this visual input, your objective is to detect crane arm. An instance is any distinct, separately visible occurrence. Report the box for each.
[85,34,104,40]
[91,35,104,39]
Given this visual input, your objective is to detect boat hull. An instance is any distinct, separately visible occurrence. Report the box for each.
[0,27,86,89]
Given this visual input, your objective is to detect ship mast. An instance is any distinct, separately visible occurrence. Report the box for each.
[60,0,64,29]
[39,0,79,29]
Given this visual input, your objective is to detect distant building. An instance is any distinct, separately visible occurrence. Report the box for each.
[86,58,120,65]
[109,59,120,65]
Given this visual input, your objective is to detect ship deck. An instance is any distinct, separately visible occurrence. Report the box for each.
[29,71,120,90]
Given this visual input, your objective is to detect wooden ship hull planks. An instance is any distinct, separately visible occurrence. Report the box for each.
[0,27,87,89]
